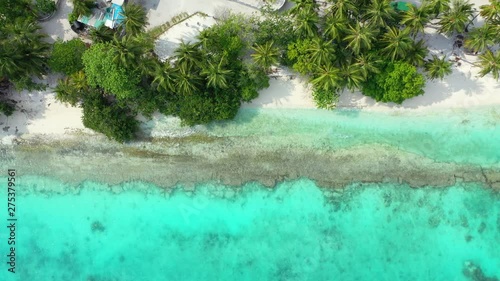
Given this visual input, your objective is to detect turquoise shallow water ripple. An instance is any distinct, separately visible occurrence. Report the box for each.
[3,177,499,281]
[205,108,500,167]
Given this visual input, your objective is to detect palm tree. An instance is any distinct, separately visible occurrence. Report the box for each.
[343,22,377,55]
[289,0,318,17]
[323,13,348,42]
[175,63,201,95]
[3,18,42,44]
[120,3,148,36]
[464,25,495,53]
[308,37,335,67]
[89,26,115,43]
[138,56,158,77]
[174,41,202,69]
[0,48,21,80]
[405,39,428,67]
[70,0,93,17]
[152,61,178,92]
[423,0,451,18]
[364,0,397,27]
[354,52,382,79]
[424,54,452,80]
[438,0,474,35]
[110,35,147,68]
[401,5,430,37]
[70,70,88,91]
[55,77,78,105]
[338,63,364,91]
[492,25,500,44]
[294,8,319,38]
[311,63,341,92]
[201,56,232,89]
[251,41,280,71]
[0,20,50,84]
[196,31,211,50]
[479,0,500,23]
[380,27,413,61]
[330,0,358,19]
[476,50,500,80]
[0,17,50,91]
[54,71,88,106]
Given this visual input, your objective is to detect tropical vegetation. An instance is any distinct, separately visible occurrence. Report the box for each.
[425,55,453,80]
[52,7,272,140]
[2,0,500,140]
[49,39,87,75]
[283,0,429,107]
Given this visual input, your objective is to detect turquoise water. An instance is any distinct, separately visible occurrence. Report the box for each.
[203,108,500,167]
[1,107,500,280]
[1,177,499,281]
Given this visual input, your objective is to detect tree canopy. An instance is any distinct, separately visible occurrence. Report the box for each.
[82,43,142,99]
[362,61,425,104]
[49,39,87,75]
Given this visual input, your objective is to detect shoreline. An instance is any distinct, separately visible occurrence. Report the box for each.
[2,105,499,191]
[2,0,500,140]
[2,131,499,192]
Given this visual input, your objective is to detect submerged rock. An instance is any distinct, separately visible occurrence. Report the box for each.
[463,261,499,281]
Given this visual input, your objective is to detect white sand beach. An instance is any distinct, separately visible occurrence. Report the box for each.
[1,0,499,141]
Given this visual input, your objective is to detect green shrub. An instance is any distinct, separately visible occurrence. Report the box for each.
[35,0,56,15]
[0,100,15,116]
[82,91,138,142]
[89,26,115,43]
[82,43,141,99]
[312,88,338,109]
[68,11,78,23]
[362,61,425,104]
[239,65,269,102]
[49,39,87,75]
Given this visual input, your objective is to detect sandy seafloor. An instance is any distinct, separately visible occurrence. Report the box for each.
[0,107,499,280]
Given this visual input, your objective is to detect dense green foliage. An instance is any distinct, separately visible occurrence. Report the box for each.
[0,0,50,91]
[52,12,272,140]
[82,43,142,99]
[89,26,116,43]
[362,61,425,103]
[69,0,93,18]
[35,0,57,15]
[49,39,87,75]
[82,91,138,142]
[155,15,270,125]
[477,50,500,80]
[284,0,429,107]
[0,100,15,116]
[425,55,453,80]
[5,0,499,141]
[470,0,500,79]
[281,0,500,106]
[121,4,148,36]
[54,71,88,106]
[438,0,474,34]
[0,0,33,25]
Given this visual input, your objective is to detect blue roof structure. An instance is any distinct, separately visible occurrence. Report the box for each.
[111,4,125,27]
[77,2,126,29]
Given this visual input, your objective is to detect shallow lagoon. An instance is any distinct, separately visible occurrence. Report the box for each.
[3,177,499,281]
[0,107,499,280]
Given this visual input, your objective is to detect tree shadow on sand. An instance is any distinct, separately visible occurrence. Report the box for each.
[40,0,78,43]
[0,88,48,140]
[133,0,161,11]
